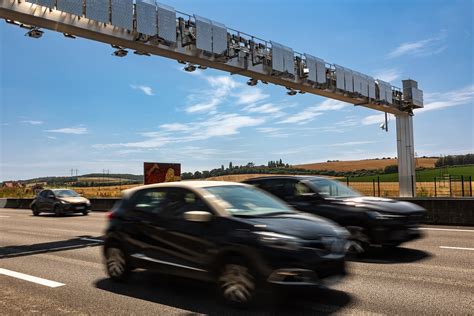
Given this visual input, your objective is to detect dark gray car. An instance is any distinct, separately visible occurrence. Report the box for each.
[31,189,91,216]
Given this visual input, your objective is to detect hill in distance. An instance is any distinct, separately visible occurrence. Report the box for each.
[295,157,437,172]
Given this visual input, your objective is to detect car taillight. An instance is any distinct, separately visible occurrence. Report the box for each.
[107,212,115,220]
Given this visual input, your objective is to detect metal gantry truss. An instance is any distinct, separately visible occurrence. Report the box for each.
[0,0,423,196]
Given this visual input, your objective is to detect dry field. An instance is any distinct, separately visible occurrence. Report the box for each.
[72,184,138,197]
[296,158,437,172]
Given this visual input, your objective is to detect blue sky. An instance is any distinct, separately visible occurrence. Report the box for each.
[0,0,473,181]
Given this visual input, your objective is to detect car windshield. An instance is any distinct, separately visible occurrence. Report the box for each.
[203,185,294,217]
[53,190,80,197]
[307,178,361,198]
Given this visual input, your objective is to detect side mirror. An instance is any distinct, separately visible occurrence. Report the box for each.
[184,211,212,223]
[48,194,55,198]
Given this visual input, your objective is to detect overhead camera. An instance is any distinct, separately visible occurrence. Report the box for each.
[247,78,258,86]
[25,28,43,39]
[184,64,197,72]
[198,65,208,70]
[112,48,128,57]
[63,33,76,39]
[133,51,151,56]
[286,89,297,96]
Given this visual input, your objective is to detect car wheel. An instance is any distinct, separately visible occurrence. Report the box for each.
[218,261,256,308]
[345,226,369,256]
[32,205,40,216]
[82,211,89,216]
[54,205,62,217]
[105,246,130,281]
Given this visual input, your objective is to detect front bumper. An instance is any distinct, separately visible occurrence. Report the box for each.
[371,225,423,246]
[61,204,91,213]
[267,258,346,288]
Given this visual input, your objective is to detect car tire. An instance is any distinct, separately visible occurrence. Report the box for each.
[54,205,62,217]
[217,260,257,308]
[105,246,130,282]
[82,211,89,216]
[345,226,369,256]
[32,205,40,216]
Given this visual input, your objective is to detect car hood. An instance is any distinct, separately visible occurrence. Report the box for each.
[58,197,90,204]
[335,196,426,214]
[242,213,347,240]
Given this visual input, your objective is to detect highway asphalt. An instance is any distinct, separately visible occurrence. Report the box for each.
[1,208,473,315]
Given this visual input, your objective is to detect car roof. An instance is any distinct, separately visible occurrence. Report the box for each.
[244,175,326,182]
[122,181,248,197]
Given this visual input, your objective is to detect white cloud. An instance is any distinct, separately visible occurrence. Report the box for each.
[361,85,473,125]
[373,68,401,83]
[95,113,265,149]
[46,136,57,140]
[329,141,377,147]
[278,99,350,125]
[21,120,44,125]
[130,84,155,96]
[185,75,241,114]
[46,126,88,134]
[361,113,394,126]
[387,30,447,59]
[417,84,474,113]
[313,99,350,111]
[235,88,269,105]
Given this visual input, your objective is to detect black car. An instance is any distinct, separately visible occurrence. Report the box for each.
[31,189,91,216]
[103,181,348,307]
[244,176,426,254]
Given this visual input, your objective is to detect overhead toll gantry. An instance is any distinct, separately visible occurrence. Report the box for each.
[0,0,424,197]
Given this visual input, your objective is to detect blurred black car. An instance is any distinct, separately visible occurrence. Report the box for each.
[244,176,426,254]
[103,181,348,307]
[31,189,91,216]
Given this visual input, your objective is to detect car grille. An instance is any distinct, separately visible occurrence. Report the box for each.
[405,212,424,225]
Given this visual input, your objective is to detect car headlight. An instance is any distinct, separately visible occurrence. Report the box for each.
[60,200,69,205]
[368,211,405,220]
[86,200,91,206]
[255,231,301,251]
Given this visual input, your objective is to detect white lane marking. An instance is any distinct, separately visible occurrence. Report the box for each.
[0,268,65,288]
[420,228,474,233]
[79,237,103,243]
[440,246,474,251]
[0,215,10,218]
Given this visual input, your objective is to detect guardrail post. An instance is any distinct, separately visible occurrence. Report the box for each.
[372,179,376,197]
[449,176,452,197]
[346,177,349,187]
[470,176,472,197]
[461,175,465,197]
[377,176,381,197]
[434,177,437,197]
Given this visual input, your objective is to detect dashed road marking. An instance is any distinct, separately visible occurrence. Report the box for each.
[79,237,103,243]
[0,268,65,288]
[0,215,10,218]
[440,246,474,251]
[420,228,474,233]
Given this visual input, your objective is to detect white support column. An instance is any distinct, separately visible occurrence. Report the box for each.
[396,114,416,197]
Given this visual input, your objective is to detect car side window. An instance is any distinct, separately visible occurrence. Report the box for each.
[294,182,312,196]
[42,190,53,198]
[162,188,210,219]
[130,189,168,214]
